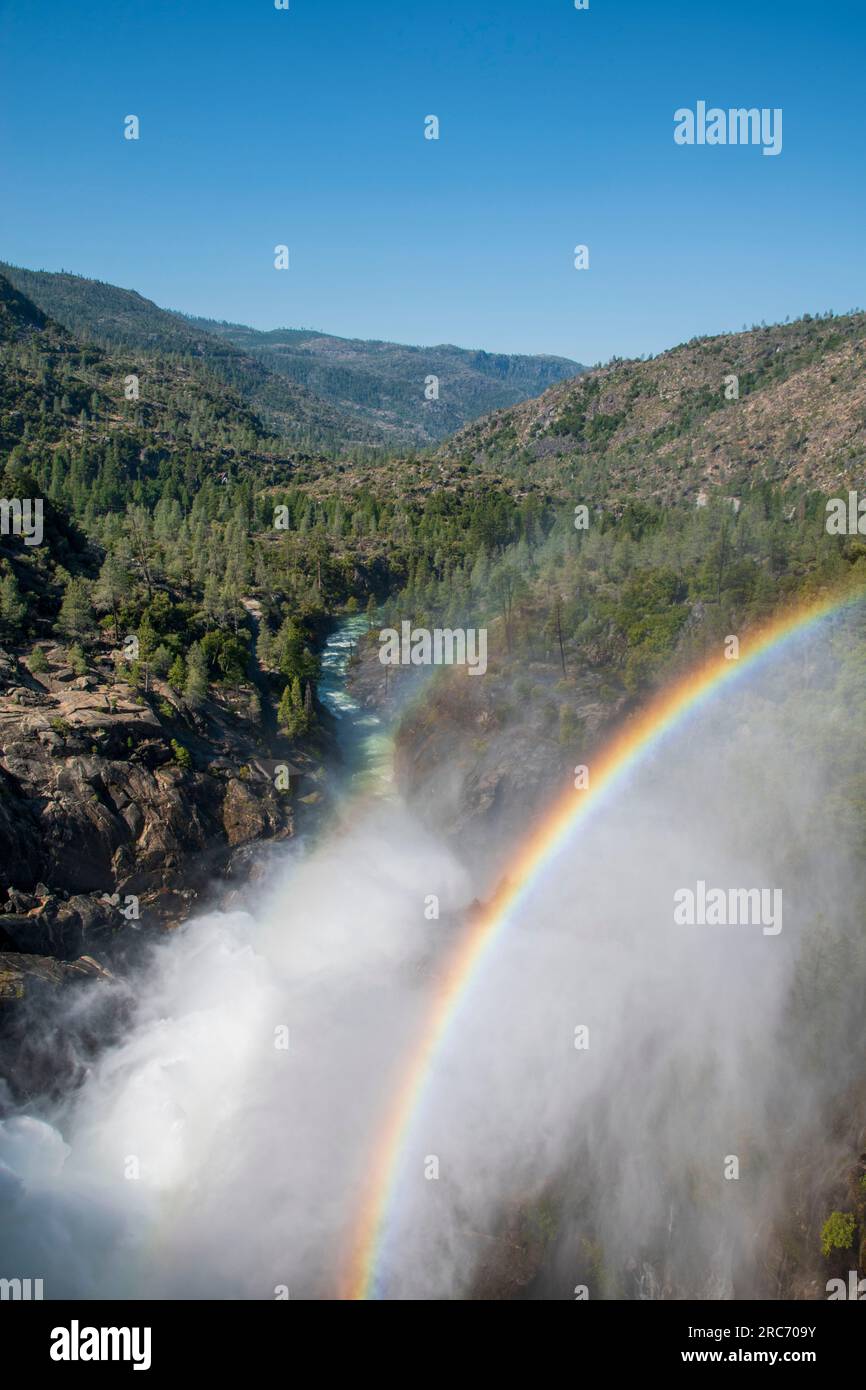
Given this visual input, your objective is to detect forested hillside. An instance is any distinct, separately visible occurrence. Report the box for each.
[0,263,583,446]
[183,315,583,443]
[0,264,385,450]
[3,268,864,737]
[436,308,866,500]
[2,267,865,927]
[2,268,866,1296]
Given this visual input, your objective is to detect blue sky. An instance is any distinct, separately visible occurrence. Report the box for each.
[0,0,863,362]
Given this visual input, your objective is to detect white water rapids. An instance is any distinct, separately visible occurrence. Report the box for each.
[0,618,863,1299]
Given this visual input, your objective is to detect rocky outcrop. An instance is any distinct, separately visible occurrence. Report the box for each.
[0,647,301,955]
[0,642,321,1098]
[0,949,122,1103]
[0,890,119,960]
[0,950,112,1000]
[0,653,294,911]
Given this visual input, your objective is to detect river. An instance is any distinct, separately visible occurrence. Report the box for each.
[317,613,394,798]
[0,611,837,1302]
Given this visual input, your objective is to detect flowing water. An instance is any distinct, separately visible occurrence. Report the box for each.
[0,618,861,1300]
[317,614,394,798]
[0,613,460,1299]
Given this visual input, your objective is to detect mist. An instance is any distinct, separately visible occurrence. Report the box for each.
[1,632,864,1300]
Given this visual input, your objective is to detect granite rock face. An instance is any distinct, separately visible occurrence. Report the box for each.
[0,651,293,915]
[0,647,299,1031]
[0,647,308,1096]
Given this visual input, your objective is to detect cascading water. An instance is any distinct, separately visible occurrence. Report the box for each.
[0,620,861,1300]
[0,616,469,1298]
[317,614,394,798]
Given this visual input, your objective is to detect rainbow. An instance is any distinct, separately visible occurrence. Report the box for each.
[343,579,866,1299]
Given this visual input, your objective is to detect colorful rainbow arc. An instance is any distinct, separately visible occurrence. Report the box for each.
[343,580,866,1300]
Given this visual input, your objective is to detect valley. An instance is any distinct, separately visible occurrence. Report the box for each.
[0,263,865,1302]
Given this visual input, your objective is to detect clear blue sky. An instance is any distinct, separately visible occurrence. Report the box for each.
[0,0,863,362]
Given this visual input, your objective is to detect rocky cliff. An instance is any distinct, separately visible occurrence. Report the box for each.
[0,640,326,1095]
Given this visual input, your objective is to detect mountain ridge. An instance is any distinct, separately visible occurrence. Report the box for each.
[0,263,584,447]
[431,307,866,501]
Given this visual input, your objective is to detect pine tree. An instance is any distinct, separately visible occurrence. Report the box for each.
[0,573,27,640]
[124,505,159,601]
[27,647,49,675]
[168,654,186,692]
[93,549,132,643]
[151,644,172,677]
[277,683,297,735]
[57,577,94,643]
[290,676,303,727]
[67,642,88,676]
[138,614,158,662]
[277,677,307,737]
[184,642,209,707]
[202,573,224,626]
[255,625,274,670]
[275,616,310,681]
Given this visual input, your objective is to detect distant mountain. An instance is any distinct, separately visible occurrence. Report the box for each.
[0,269,288,492]
[0,265,380,451]
[182,316,584,444]
[431,310,866,500]
[0,272,51,337]
[0,264,584,447]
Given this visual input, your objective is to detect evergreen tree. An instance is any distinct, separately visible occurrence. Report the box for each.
[277,683,297,735]
[277,677,307,737]
[274,617,308,681]
[202,573,224,626]
[291,675,305,731]
[93,548,132,642]
[151,643,172,677]
[27,647,49,675]
[0,572,27,640]
[184,641,209,707]
[255,624,274,670]
[137,614,158,662]
[67,642,88,676]
[57,577,95,643]
[168,653,187,692]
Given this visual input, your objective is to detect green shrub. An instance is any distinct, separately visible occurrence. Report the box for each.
[151,644,172,678]
[67,642,88,676]
[170,739,192,771]
[201,630,248,685]
[27,648,49,674]
[168,654,186,692]
[820,1211,856,1257]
